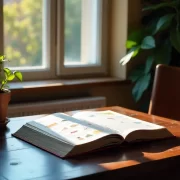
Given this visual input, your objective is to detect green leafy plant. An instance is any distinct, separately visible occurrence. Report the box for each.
[120,0,180,102]
[0,55,23,92]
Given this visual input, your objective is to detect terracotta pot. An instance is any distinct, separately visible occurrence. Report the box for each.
[0,91,11,127]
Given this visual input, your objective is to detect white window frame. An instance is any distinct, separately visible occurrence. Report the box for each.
[0,0,109,81]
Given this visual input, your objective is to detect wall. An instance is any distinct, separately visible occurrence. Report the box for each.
[90,84,136,109]
[104,0,142,110]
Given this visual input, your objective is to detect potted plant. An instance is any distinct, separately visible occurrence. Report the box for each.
[0,55,22,128]
[120,0,180,111]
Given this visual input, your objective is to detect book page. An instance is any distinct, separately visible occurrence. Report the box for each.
[72,110,166,138]
[30,113,112,145]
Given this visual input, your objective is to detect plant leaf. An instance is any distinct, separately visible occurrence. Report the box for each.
[119,51,134,65]
[143,1,178,11]
[141,36,155,49]
[4,68,12,77]
[1,80,5,85]
[127,29,144,44]
[7,74,15,81]
[132,73,151,102]
[126,40,137,49]
[154,40,172,65]
[129,64,145,83]
[120,46,140,65]
[131,47,140,57]
[170,28,180,53]
[14,71,23,81]
[145,19,159,35]
[0,55,8,63]
[0,55,5,61]
[155,14,175,34]
[144,56,154,74]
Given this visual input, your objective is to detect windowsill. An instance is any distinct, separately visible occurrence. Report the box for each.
[9,77,130,91]
[8,77,131,104]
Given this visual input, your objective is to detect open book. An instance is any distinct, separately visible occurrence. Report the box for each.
[12,110,174,158]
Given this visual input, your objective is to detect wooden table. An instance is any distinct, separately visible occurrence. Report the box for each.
[1,106,180,180]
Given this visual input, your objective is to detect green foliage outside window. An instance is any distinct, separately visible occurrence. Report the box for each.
[4,0,42,67]
[65,0,81,62]
[3,0,82,67]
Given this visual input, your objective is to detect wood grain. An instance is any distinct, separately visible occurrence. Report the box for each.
[0,106,180,180]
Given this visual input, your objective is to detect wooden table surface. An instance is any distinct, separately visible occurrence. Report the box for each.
[1,106,180,180]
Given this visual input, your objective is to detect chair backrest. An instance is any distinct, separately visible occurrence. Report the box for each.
[148,64,180,120]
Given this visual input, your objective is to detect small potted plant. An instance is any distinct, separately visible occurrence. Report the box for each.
[0,55,22,128]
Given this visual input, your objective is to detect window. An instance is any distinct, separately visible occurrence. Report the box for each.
[0,0,108,81]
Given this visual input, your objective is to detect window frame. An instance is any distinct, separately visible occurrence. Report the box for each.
[0,0,109,81]
[56,0,109,76]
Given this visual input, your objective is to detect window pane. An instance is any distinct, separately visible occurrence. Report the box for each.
[3,0,44,69]
[64,0,101,66]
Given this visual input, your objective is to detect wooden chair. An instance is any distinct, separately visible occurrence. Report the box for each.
[148,64,180,120]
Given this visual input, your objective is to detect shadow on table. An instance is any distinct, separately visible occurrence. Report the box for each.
[68,136,180,165]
